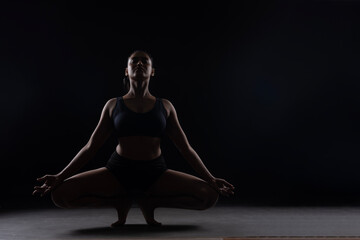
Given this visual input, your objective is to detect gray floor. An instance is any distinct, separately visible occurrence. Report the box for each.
[2,204,360,240]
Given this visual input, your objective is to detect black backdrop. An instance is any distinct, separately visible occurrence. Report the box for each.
[1,0,360,208]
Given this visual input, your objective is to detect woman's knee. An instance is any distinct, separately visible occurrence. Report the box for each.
[51,187,67,208]
[51,184,74,209]
[197,185,219,210]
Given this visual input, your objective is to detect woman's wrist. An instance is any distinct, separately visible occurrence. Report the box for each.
[56,172,67,181]
[204,175,216,183]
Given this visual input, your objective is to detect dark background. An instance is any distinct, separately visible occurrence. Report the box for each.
[1,0,360,208]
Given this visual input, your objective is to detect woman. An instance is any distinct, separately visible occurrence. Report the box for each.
[33,50,235,227]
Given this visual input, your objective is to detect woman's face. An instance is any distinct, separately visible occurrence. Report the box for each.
[126,51,154,80]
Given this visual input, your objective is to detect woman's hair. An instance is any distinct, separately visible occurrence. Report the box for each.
[123,50,154,92]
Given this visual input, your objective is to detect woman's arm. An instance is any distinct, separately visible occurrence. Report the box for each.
[56,98,116,180]
[33,98,116,196]
[163,99,215,182]
[163,99,235,196]
[33,98,117,196]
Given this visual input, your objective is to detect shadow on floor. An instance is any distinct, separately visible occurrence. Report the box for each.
[70,224,200,236]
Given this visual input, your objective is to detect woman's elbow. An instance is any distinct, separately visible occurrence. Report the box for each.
[83,141,100,155]
[179,145,194,156]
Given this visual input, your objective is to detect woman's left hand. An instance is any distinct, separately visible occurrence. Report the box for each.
[208,178,235,197]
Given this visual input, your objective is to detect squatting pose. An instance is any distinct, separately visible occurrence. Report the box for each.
[33,50,235,226]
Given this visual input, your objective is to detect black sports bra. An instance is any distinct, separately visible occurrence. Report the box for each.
[111,96,168,137]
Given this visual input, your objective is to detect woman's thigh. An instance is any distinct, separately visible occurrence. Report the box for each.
[144,169,218,200]
[52,167,127,200]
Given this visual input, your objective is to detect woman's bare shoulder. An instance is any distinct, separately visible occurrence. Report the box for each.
[160,98,178,118]
[104,97,117,107]
[107,97,118,103]
[104,97,118,116]
[160,97,175,109]
[160,98,174,107]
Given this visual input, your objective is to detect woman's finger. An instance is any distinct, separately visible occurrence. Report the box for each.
[227,189,234,195]
[43,188,50,196]
[37,175,47,182]
[210,183,221,194]
[220,179,234,188]
[220,181,235,191]
[220,189,230,197]
[212,178,235,197]
[214,179,226,190]
[221,186,234,196]
[32,188,44,196]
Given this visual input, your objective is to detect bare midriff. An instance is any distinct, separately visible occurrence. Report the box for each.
[115,136,162,161]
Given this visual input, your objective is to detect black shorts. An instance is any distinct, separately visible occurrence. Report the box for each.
[105,151,168,197]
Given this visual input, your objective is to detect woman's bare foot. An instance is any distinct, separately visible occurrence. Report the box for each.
[110,197,133,227]
[136,197,162,226]
[111,219,126,228]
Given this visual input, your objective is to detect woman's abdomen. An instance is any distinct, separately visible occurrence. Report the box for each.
[116,136,162,160]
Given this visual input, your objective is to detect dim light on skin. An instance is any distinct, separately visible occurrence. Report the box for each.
[126,52,154,79]
[33,49,235,227]
[124,51,155,98]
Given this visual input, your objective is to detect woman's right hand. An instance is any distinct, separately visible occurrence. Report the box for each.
[32,174,63,197]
